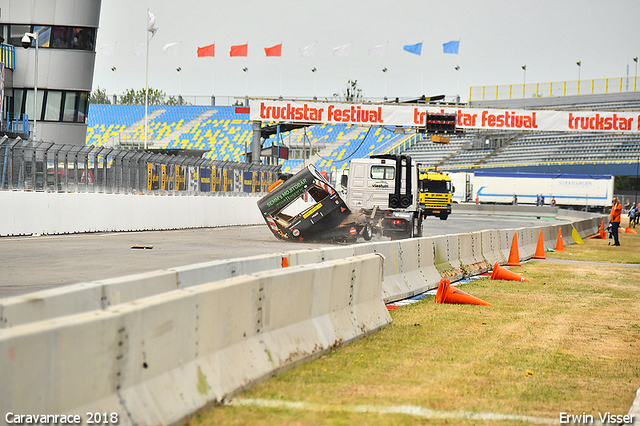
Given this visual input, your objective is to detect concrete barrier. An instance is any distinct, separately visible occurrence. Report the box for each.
[433,234,465,281]
[1,212,609,330]
[457,232,490,276]
[0,191,264,237]
[351,238,441,303]
[0,254,293,329]
[0,253,390,426]
[480,230,506,266]
[0,270,179,329]
[453,203,559,217]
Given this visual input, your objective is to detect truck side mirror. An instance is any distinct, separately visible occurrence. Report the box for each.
[452,185,456,193]
[341,174,348,188]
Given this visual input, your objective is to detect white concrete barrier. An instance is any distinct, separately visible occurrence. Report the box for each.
[1,212,609,330]
[0,191,264,237]
[480,230,506,266]
[457,232,490,276]
[498,229,514,262]
[0,254,292,329]
[0,270,179,329]
[453,203,559,217]
[433,234,465,281]
[351,238,441,303]
[0,253,390,426]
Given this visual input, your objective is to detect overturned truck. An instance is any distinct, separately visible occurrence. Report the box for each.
[257,154,430,242]
[256,164,371,242]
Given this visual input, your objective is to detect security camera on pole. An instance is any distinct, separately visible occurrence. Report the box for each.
[21,32,39,141]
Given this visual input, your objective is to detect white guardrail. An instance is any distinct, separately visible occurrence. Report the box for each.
[0,208,606,425]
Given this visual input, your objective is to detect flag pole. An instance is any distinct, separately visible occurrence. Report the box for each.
[211,40,216,106]
[145,8,149,150]
[420,39,424,96]
[279,41,283,98]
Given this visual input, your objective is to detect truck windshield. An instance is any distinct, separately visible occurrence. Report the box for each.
[420,180,451,193]
[370,166,395,180]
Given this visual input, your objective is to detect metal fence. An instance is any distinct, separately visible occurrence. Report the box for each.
[0,136,280,195]
[469,76,639,101]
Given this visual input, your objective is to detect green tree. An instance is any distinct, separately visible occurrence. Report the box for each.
[119,87,170,105]
[88,87,111,105]
[333,79,363,102]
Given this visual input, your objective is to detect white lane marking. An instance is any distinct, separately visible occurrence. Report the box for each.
[229,398,559,425]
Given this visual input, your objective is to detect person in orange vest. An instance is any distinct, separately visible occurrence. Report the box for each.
[610,197,622,246]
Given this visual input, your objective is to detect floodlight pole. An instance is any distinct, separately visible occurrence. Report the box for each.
[383,67,388,101]
[312,67,317,100]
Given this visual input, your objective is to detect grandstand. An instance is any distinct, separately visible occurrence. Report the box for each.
[87,90,640,180]
[87,105,404,174]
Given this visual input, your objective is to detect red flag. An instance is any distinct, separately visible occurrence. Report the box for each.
[264,43,282,57]
[230,43,248,57]
[197,44,215,57]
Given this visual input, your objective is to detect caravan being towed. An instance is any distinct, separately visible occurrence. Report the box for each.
[257,155,434,242]
[257,164,371,242]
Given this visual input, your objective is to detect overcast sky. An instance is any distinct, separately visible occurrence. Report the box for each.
[92,0,640,103]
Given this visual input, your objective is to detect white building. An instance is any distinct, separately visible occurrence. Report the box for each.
[0,0,101,145]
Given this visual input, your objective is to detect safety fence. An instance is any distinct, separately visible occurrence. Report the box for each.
[0,137,280,195]
[469,76,638,101]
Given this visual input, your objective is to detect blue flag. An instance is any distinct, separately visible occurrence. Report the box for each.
[443,40,460,54]
[403,42,423,55]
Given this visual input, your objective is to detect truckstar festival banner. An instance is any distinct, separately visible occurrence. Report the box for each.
[249,100,640,134]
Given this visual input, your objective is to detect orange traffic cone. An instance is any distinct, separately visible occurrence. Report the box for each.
[555,228,565,252]
[490,262,532,282]
[533,230,546,259]
[435,279,492,306]
[505,233,521,266]
[590,220,605,239]
[625,227,637,234]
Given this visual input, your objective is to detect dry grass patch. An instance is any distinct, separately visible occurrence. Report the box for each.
[191,235,640,426]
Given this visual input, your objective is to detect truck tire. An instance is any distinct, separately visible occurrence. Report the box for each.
[440,213,449,221]
[363,223,373,241]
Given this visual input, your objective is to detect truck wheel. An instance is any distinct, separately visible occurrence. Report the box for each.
[440,213,449,221]
[363,223,373,241]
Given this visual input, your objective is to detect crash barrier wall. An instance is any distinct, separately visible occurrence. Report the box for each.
[0,191,265,236]
[457,232,490,276]
[352,238,442,302]
[0,138,279,195]
[0,214,607,423]
[0,212,607,329]
[481,230,506,266]
[0,254,391,426]
[453,203,559,217]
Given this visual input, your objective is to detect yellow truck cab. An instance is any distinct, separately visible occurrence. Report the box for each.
[418,169,453,220]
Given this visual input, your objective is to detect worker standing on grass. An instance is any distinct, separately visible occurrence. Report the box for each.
[610,197,622,246]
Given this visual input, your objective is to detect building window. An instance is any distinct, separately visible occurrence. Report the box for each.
[13,89,23,120]
[13,89,89,123]
[8,25,30,46]
[33,26,51,47]
[44,91,62,121]
[24,89,44,121]
[6,24,96,51]
[63,92,77,122]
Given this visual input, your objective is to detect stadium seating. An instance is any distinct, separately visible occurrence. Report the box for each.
[87,104,640,177]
